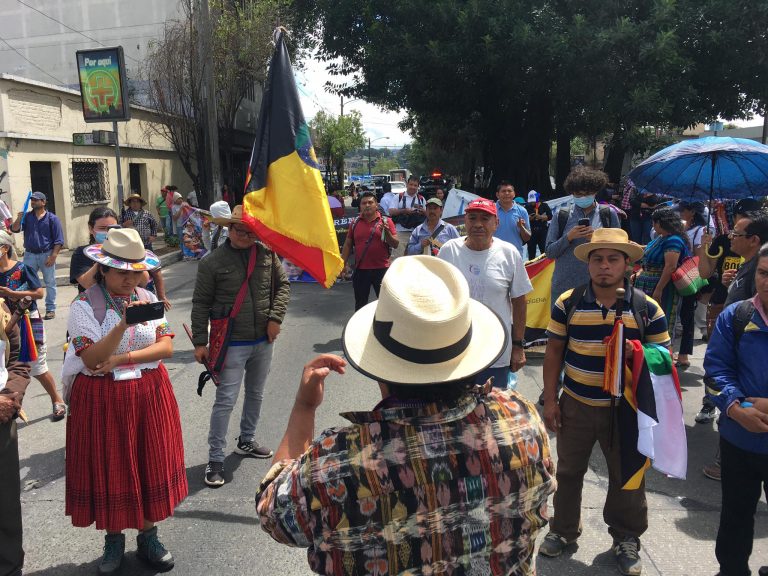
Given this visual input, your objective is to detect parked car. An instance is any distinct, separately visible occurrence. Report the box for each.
[419,172,453,199]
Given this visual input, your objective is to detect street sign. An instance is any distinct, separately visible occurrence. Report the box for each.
[73,133,95,146]
[93,130,117,145]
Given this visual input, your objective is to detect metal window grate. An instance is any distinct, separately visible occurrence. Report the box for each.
[69,158,110,206]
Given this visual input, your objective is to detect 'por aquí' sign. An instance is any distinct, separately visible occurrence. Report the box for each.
[75,46,131,123]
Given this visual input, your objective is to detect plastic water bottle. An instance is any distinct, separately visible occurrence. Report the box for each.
[507,371,518,391]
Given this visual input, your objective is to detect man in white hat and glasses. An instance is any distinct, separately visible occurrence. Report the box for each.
[256,256,555,575]
[191,205,290,487]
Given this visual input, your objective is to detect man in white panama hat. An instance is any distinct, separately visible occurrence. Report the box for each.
[256,256,555,575]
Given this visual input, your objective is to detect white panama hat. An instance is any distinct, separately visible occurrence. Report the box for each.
[342,256,507,385]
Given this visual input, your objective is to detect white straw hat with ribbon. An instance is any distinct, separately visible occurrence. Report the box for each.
[342,256,507,385]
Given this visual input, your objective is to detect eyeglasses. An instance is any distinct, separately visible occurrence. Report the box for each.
[230,225,256,237]
[728,231,752,238]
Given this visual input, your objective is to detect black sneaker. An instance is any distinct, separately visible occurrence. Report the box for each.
[235,436,273,459]
[98,533,125,575]
[538,532,571,557]
[204,461,225,487]
[136,526,174,572]
[614,536,642,575]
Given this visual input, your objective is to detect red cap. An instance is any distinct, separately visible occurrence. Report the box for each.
[465,198,497,216]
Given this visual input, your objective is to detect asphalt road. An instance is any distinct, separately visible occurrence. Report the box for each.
[15,259,768,575]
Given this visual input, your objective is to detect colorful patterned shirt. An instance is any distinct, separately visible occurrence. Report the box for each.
[256,390,556,575]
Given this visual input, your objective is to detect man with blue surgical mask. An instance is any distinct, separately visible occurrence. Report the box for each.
[545,167,620,307]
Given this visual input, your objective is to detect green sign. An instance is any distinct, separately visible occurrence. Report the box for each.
[75,47,131,123]
[73,133,95,146]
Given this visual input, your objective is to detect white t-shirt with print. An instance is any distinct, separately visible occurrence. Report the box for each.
[438,237,532,368]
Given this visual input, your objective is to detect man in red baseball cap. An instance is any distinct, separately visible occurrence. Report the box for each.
[438,197,532,386]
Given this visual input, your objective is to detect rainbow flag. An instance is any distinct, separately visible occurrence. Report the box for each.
[242,32,343,288]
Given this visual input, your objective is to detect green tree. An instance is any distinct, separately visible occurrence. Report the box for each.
[372,157,399,174]
[310,110,365,187]
[297,0,768,196]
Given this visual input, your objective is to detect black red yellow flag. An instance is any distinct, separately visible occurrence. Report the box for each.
[243,31,343,288]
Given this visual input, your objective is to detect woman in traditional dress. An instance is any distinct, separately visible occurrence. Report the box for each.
[62,228,186,574]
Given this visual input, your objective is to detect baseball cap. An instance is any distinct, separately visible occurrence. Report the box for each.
[426,197,443,207]
[528,190,538,202]
[30,191,46,201]
[734,198,763,215]
[465,198,497,216]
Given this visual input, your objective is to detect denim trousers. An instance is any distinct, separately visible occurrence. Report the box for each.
[162,214,173,237]
[207,341,273,462]
[23,250,56,312]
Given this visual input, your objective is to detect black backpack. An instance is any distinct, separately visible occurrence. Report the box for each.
[392,193,426,229]
[731,299,756,348]
[563,283,649,341]
[558,205,613,238]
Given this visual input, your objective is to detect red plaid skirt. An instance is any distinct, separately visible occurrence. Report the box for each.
[65,364,188,531]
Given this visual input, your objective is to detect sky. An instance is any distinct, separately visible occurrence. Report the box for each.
[294,52,412,148]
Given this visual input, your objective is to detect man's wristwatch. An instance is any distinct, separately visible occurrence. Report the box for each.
[512,339,525,348]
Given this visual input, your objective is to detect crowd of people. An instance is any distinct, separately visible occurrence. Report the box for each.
[0,167,767,576]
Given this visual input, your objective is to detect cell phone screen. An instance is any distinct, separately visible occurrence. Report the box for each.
[125,302,165,325]
[578,218,590,227]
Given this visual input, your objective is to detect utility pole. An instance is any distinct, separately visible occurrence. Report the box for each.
[197,0,221,205]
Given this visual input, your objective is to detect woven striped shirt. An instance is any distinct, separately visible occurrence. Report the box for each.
[546,282,670,406]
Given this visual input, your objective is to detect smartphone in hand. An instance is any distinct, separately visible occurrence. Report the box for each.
[578,218,590,227]
[125,302,165,325]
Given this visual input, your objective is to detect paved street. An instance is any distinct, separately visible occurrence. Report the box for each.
[16,259,768,575]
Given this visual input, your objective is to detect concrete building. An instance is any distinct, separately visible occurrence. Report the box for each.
[0,73,193,248]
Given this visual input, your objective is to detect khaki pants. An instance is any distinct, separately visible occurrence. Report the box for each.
[550,394,648,542]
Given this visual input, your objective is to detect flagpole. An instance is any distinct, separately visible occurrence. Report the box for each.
[609,287,627,449]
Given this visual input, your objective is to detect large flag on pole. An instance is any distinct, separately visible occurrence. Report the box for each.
[242,31,343,288]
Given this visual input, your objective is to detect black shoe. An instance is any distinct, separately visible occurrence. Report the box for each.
[614,536,642,575]
[98,533,125,575]
[234,436,273,458]
[136,526,174,572]
[204,461,225,487]
[44,310,55,320]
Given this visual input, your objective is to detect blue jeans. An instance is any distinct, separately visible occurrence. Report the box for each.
[23,250,56,312]
[162,214,173,237]
[208,341,274,462]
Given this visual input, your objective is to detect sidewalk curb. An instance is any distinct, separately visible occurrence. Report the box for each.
[54,249,183,287]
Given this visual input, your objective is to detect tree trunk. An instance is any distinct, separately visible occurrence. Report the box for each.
[603,128,629,185]
[555,126,571,198]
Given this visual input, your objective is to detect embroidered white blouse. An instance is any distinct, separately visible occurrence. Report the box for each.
[61,289,174,401]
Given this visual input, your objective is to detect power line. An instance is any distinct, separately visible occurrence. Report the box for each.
[0,33,159,53]
[1,20,167,42]
[0,33,66,85]
[13,0,142,64]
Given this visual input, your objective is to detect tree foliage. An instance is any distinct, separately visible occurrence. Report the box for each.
[297,0,768,197]
[309,110,365,186]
